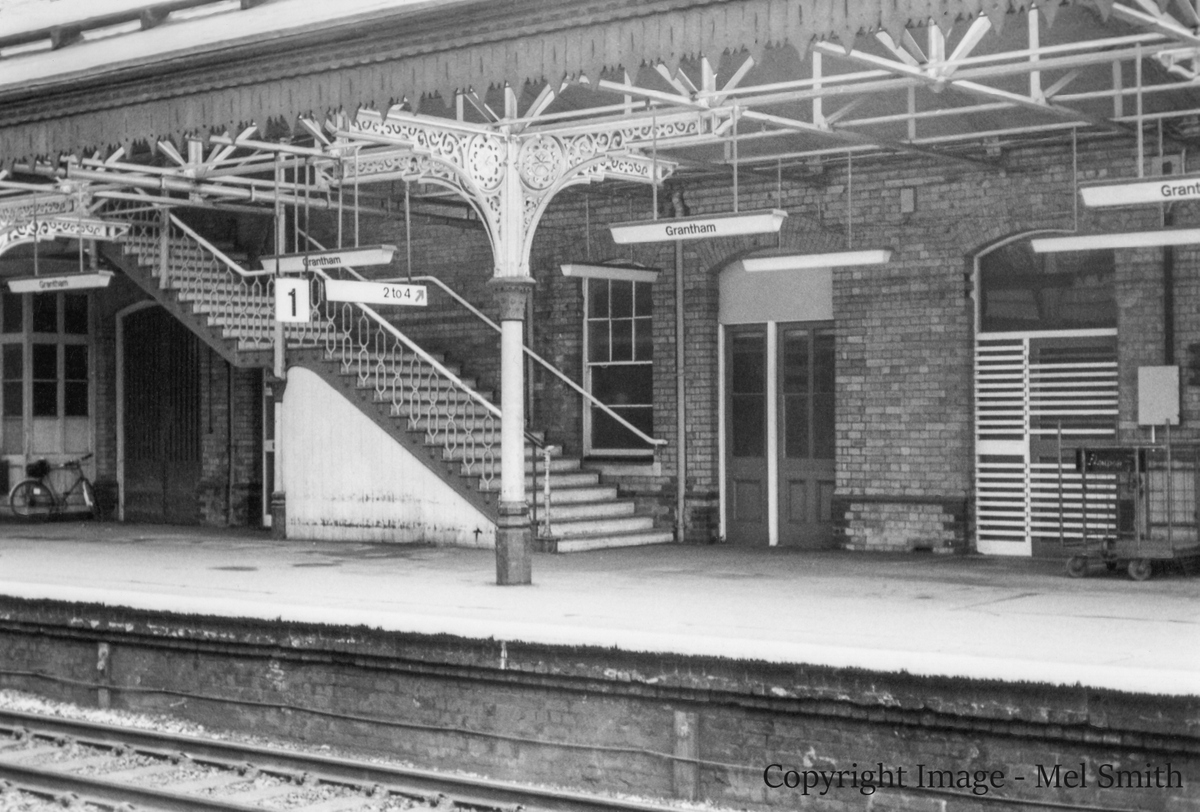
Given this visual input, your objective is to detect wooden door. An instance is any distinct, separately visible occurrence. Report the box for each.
[725,327,768,545]
[777,324,836,547]
[123,307,202,523]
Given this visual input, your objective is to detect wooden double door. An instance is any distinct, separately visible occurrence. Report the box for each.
[726,322,835,547]
[123,307,202,523]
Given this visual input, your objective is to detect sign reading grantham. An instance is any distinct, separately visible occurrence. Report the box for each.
[609,209,787,244]
[324,279,428,306]
[7,271,114,293]
[262,244,397,273]
[1081,176,1200,207]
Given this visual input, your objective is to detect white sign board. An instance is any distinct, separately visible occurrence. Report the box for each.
[262,244,397,273]
[1081,177,1200,207]
[275,277,311,323]
[1138,366,1180,426]
[325,279,428,306]
[8,272,113,293]
[610,209,786,244]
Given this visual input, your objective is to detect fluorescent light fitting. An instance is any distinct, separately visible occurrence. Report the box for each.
[1030,229,1200,253]
[741,249,893,271]
[7,271,113,293]
[610,209,786,244]
[560,263,660,283]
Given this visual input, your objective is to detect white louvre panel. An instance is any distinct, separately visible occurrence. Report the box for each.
[974,332,1118,555]
[975,338,1030,551]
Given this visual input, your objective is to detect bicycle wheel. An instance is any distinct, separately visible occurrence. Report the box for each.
[9,480,52,519]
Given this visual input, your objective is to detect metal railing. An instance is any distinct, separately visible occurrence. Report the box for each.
[118,210,509,490]
[294,232,663,450]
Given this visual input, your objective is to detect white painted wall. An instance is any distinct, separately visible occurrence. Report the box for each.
[281,367,496,546]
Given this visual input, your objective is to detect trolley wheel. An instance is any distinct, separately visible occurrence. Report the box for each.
[1065,556,1088,578]
[9,480,50,519]
[1127,558,1153,582]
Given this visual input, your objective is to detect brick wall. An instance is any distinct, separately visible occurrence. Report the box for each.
[1,602,1195,810]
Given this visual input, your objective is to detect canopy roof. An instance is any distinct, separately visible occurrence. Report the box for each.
[0,0,1197,223]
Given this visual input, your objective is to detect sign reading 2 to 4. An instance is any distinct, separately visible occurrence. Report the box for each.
[275,277,311,323]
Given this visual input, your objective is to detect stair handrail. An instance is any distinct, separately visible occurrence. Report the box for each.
[307,266,501,420]
[295,233,664,449]
[167,213,275,277]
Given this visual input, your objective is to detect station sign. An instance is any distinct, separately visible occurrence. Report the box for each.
[1081,176,1200,207]
[324,279,427,306]
[262,244,397,273]
[275,277,311,323]
[1074,447,1145,474]
[7,271,114,293]
[610,209,787,244]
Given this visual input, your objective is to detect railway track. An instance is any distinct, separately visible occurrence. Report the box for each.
[0,709,680,812]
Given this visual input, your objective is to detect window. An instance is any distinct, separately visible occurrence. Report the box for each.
[584,278,653,455]
[979,243,1116,333]
[0,291,92,457]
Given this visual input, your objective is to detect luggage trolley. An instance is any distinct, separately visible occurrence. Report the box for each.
[1065,444,1200,580]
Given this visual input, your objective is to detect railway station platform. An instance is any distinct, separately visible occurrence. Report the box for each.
[1,521,1198,809]
[0,521,1195,697]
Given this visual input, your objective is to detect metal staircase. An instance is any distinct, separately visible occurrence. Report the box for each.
[106,211,673,552]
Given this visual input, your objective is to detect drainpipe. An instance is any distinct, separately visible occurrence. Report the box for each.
[1164,205,1175,365]
[673,192,687,543]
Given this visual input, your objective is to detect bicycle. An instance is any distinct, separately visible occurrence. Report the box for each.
[8,453,96,519]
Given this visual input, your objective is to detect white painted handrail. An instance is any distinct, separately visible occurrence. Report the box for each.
[307,266,500,419]
[297,232,664,449]
[168,213,274,277]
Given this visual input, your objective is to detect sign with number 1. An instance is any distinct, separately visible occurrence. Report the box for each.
[275,278,310,323]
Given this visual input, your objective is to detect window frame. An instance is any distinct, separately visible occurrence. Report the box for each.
[582,277,655,458]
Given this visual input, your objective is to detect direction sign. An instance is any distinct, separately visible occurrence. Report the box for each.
[261,244,397,273]
[1081,176,1200,207]
[8,271,113,293]
[275,277,311,323]
[324,279,427,306]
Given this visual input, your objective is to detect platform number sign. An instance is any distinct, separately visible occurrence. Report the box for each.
[275,277,310,323]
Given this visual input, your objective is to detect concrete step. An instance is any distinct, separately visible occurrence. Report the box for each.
[529,485,618,505]
[542,528,676,552]
[466,457,580,476]
[549,514,657,538]
[538,500,635,520]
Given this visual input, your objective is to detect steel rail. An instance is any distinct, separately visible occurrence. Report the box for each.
[0,709,685,812]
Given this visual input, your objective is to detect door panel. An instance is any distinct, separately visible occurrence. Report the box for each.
[778,324,836,548]
[123,307,202,524]
[725,328,768,544]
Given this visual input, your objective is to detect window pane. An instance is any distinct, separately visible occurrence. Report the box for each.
[588,279,608,318]
[731,395,765,457]
[635,282,652,316]
[65,381,88,417]
[64,345,87,380]
[3,344,20,379]
[813,393,835,459]
[591,405,653,450]
[591,363,652,406]
[611,281,633,318]
[611,319,633,361]
[32,381,56,416]
[2,382,20,417]
[782,330,810,394]
[1,295,21,333]
[63,294,88,335]
[784,394,809,458]
[634,317,653,361]
[32,344,56,379]
[814,330,836,393]
[980,245,1115,332]
[731,333,765,394]
[588,321,609,363]
[32,295,57,333]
